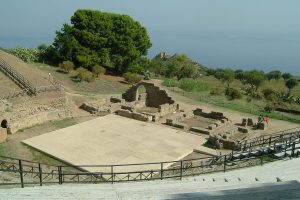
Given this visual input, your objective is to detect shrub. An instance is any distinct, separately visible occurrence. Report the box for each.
[59,61,75,73]
[76,67,94,82]
[92,65,106,77]
[210,87,222,96]
[262,88,277,101]
[11,46,40,62]
[264,103,276,113]
[225,87,242,100]
[123,72,143,84]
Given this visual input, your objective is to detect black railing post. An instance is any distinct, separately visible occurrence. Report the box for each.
[160,163,163,180]
[284,140,287,157]
[268,137,272,147]
[18,160,24,188]
[38,163,42,186]
[224,155,227,172]
[111,166,114,184]
[180,161,183,180]
[58,166,62,185]
[291,142,295,158]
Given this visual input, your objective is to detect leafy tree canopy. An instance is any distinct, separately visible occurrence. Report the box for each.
[285,78,298,94]
[244,70,266,91]
[51,9,152,73]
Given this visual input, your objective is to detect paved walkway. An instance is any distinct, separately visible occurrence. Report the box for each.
[0,157,299,199]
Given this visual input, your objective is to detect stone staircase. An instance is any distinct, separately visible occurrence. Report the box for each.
[0,57,36,96]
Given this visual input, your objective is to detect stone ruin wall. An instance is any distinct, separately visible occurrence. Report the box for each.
[0,95,73,133]
[122,82,175,108]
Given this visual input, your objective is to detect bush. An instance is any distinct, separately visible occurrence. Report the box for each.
[210,87,222,96]
[92,65,106,77]
[262,88,277,101]
[264,103,276,113]
[225,87,242,100]
[11,46,40,62]
[123,72,143,84]
[76,67,94,82]
[59,61,75,73]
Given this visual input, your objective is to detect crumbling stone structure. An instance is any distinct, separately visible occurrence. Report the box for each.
[122,82,175,108]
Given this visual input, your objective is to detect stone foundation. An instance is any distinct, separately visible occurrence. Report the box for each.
[116,110,152,122]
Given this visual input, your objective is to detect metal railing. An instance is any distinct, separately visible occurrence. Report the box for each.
[0,58,36,95]
[0,128,299,188]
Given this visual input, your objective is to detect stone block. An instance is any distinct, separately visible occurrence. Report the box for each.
[257,122,266,130]
[247,118,254,126]
[190,127,211,135]
[166,119,173,125]
[172,122,186,129]
[110,97,123,103]
[121,105,135,112]
[241,118,247,126]
[238,126,249,133]
[208,124,216,130]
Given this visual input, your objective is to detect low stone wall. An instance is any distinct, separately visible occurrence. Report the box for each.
[0,128,7,143]
[193,108,228,120]
[165,119,186,129]
[116,110,152,122]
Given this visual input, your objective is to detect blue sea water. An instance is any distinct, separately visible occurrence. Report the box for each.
[0,31,299,76]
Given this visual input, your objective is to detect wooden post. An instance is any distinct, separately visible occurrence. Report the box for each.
[180,161,183,180]
[160,163,163,180]
[38,163,42,186]
[18,160,24,188]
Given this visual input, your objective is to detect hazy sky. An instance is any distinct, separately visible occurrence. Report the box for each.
[0,0,300,74]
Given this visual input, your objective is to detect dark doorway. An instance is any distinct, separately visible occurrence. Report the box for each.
[1,119,8,128]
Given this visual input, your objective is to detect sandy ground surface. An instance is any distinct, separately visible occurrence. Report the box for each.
[22,114,207,173]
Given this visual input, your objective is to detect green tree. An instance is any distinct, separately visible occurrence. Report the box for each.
[92,65,106,77]
[221,68,234,87]
[244,70,266,91]
[266,70,282,81]
[282,73,292,81]
[52,9,152,73]
[285,78,298,95]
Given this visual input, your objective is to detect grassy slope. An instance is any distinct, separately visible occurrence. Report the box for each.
[30,63,130,95]
[164,76,300,124]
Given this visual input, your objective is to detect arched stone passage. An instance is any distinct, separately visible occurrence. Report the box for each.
[122,82,175,108]
[1,119,8,128]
